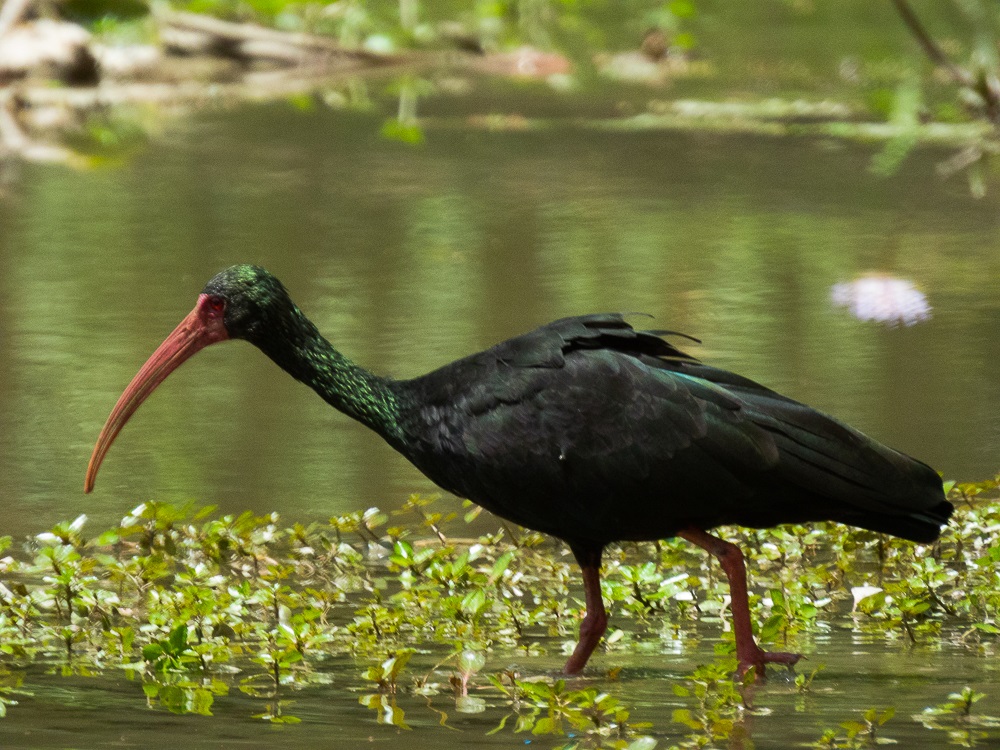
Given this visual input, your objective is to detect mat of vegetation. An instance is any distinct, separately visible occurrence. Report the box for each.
[1,478,999,748]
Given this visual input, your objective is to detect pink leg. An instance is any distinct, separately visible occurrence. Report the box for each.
[564,545,608,675]
[678,528,802,678]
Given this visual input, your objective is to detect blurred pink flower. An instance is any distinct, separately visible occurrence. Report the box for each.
[830,274,931,326]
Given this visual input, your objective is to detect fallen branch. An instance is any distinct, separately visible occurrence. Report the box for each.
[155,9,390,65]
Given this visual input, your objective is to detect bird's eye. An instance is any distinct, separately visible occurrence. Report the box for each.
[207,296,225,314]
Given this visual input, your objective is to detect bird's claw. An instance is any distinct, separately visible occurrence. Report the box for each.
[737,649,803,680]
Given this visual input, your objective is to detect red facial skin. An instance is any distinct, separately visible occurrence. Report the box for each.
[84,294,230,493]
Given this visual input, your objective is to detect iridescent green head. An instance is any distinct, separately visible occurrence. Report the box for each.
[202,264,300,346]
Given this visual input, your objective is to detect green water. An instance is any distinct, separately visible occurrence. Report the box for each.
[4,106,999,748]
[1,632,998,748]
[2,103,999,540]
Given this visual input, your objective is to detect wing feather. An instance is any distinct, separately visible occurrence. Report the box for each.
[403,314,949,544]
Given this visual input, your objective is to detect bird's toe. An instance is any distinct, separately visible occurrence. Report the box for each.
[738,649,803,680]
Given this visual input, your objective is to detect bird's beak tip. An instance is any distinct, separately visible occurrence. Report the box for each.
[83,296,229,494]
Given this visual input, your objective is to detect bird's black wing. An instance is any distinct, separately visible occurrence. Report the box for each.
[404,314,949,545]
[669,361,950,538]
[488,313,700,368]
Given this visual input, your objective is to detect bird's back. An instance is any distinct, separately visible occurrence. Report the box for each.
[395,314,951,547]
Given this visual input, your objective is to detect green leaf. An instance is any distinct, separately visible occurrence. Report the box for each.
[381,120,425,145]
[532,716,558,735]
[841,720,867,736]
[461,588,487,616]
[672,708,700,730]
[669,0,696,18]
[486,713,510,736]
[168,625,188,654]
[674,31,696,49]
[491,551,515,579]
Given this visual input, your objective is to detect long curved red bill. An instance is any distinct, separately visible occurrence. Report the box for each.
[85,294,229,493]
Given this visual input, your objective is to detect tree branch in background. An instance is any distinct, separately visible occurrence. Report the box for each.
[891,0,1000,124]
[891,0,971,86]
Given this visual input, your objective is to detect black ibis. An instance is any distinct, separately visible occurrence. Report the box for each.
[85,265,952,676]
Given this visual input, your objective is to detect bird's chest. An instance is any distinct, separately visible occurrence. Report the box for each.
[400,398,637,536]
[403,405,536,489]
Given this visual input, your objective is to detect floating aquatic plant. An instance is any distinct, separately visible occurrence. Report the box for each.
[0,481,999,746]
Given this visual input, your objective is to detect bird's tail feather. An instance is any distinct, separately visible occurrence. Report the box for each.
[840,499,953,543]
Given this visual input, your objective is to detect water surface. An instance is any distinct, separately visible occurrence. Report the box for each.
[0,628,998,748]
[1,100,998,540]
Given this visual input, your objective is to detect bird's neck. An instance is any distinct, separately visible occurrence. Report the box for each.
[254,311,402,442]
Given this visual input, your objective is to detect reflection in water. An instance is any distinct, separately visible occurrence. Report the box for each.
[830,274,931,327]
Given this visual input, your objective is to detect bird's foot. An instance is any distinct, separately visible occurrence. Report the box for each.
[737,648,803,681]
